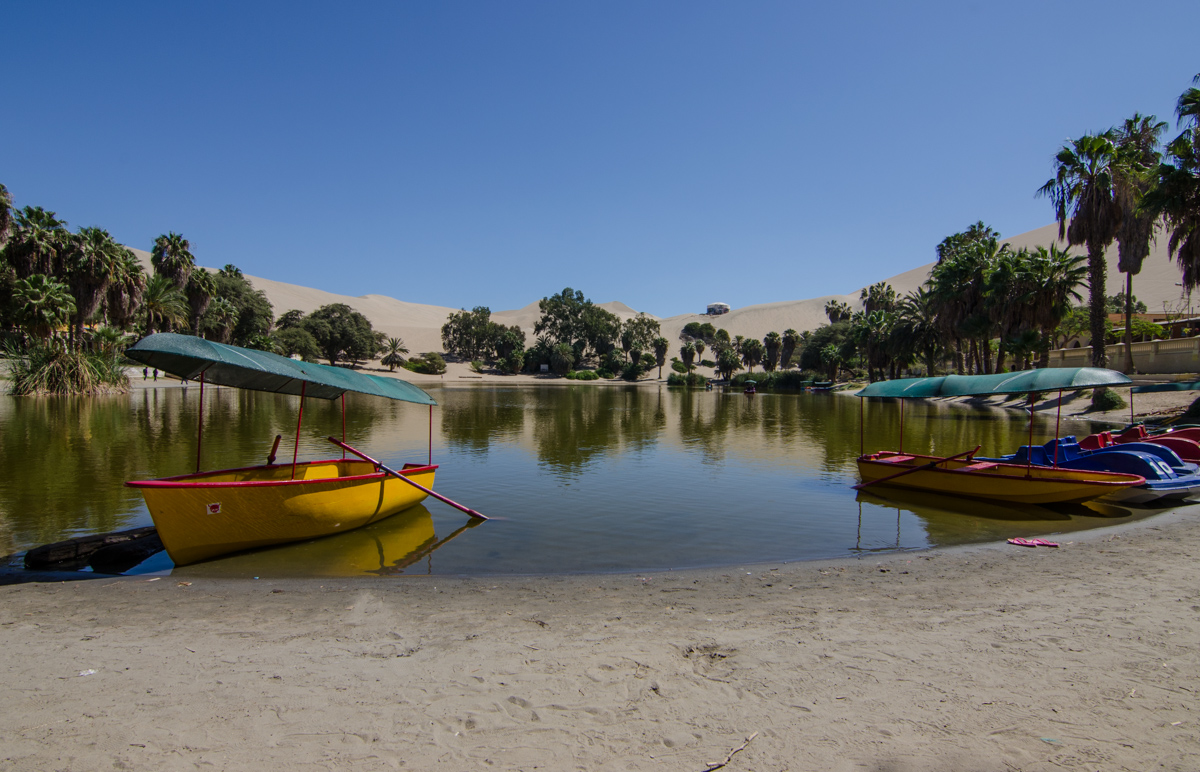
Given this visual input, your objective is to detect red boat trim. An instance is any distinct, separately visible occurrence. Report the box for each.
[126,459,438,489]
[858,453,1143,488]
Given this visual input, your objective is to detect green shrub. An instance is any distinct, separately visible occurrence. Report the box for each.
[1090,387,1126,411]
[671,360,688,374]
[667,372,707,387]
[699,359,715,368]
[729,370,818,392]
[573,370,598,381]
[7,344,130,395]
[404,352,447,375]
[596,368,615,379]
[469,360,484,374]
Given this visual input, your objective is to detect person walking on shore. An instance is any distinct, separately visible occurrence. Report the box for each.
[143,367,148,380]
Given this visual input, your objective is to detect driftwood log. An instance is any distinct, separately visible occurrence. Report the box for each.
[23,527,164,573]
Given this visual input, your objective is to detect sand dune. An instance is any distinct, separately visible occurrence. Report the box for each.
[134,222,1194,355]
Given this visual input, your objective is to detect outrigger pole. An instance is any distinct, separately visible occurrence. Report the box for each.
[328,437,487,520]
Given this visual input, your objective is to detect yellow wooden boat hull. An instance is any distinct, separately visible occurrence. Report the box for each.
[857,452,1144,504]
[128,459,436,565]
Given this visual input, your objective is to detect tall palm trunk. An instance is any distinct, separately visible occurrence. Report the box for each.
[953,338,964,375]
[1087,241,1107,368]
[1123,272,1134,374]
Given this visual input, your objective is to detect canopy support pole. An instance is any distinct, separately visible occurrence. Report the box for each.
[1027,392,1035,476]
[898,398,904,455]
[429,404,433,466]
[196,371,205,473]
[341,394,346,459]
[292,381,306,480]
[1130,388,1135,426]
[1053,389,1062,467]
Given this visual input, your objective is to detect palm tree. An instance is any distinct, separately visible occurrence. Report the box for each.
[1038,132,1123,371]
[780,329,798,369]
[142,274,188,336]
[381,337,410,371]
[204,297,238,343]
[895,287,944,376]
[819,343,841,383]
[694,338,706,364]
[14,274,75,340]
[740,338,764,373]
[105,251,147,331]
[0,183,12,248]
[66,227,124,348]
[860,282,897,313]
[150,232,195,290]
[8,206,69,278]
[927,224,1005,373]
[680,341,696,372]
[824,300,852,323]
[185,267,216,335]
[652,336,669,378]
[762,331,782,372]
[1142,75,1200,297]
[716,346,741,381]
[1113,114,1168,372]
[1027,245,1087,367]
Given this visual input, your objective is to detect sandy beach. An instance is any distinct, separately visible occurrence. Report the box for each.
[2,506,1198,771]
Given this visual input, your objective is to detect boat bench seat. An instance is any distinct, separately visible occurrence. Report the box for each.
[957,462,998,471]
[878,455,916,463]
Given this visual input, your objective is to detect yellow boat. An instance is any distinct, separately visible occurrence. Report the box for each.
[124,334,486,566]
[857,451,1144,504]
[128,459,436,566]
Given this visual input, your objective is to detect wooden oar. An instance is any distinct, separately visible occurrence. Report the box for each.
[852,446,980,491]
[327,437,488,520]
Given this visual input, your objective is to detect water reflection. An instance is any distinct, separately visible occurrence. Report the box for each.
[179,504,480,578]
[0,384,1154,576]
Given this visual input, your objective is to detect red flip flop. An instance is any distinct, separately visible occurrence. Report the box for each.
[1007,538,1037,547]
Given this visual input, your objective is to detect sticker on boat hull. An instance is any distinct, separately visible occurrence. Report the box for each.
[207,503,222,515]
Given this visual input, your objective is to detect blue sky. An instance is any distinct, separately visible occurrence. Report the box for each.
[3,1,1197,317]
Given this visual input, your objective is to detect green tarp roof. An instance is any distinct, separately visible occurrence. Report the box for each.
[856,367,1132,398]
[125,333,436,405]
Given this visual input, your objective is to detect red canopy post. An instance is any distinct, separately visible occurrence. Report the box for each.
[291,381,306,480]
[341,393,346,459]
[195,371,205,473]
[428,404,433,466]
[1053,389,1063,467]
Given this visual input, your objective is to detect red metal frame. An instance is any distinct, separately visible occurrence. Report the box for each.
[291,381,306,479]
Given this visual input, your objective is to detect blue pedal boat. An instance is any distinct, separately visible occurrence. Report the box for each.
[987,437,1200,505]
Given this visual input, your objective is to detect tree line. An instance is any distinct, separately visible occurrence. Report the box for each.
[0,186,394,393]
[441,288,671,380]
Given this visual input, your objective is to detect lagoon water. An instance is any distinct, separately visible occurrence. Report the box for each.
[0,384,1151,577]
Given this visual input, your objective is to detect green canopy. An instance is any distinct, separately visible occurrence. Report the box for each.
[126,333,436,406]
[856,367,1132,398]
